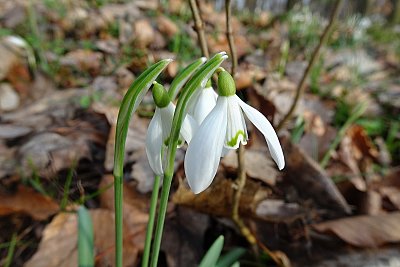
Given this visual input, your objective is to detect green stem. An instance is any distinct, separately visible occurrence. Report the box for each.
[114,175,123,267]
[142,175,161,267]
[149,174,173,267]
[150,145,177,267]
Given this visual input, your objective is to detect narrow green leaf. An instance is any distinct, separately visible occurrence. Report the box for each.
[114,59,172,178]
[78,206,94,267]
[168,57,207,100]
[199,236,224,267]
[216,248,246,267]
[4,233,17,267]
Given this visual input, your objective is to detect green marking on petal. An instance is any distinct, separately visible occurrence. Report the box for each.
[226,130,246,147]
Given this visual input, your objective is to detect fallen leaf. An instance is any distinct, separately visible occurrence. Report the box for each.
[18,132,91,179]
[157,16,179,38]
[162,206,210,267]
[208,34,252,59]
[0,37,25,80]
[0,142,16,178]
[255,199,303,222]
[313,212,400,247]
[221,149,278,186]
[347,125,379,161]
[0,185,59,220]
[134,19,155,48]
[172,172,271,218]
[99,175,149,250]
[0,124,31,139]
[234,66,267,90]
[59,49,103,75]
[0,83,20,111]
[282,138,352,215]
[25,209,137,267]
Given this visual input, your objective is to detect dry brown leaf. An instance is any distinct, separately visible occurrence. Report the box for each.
[282,138,352,215]
[0,185,59,220]
[0,124,31,139]
[221,149,278,186]
[0,142,16,178]
[59,49,103,75]
[208,34,252,59]
[313,212,400,247]
[0,83,20,111]
[162,206,210,267]
[25,209,137,267]
[234,67,267,90]
[134,19,155,48]
[18,132,91,179]
[255,199,303,222]
[172,173,271,218]
[157,16,179,38]
[347,125,379,161]
[99,175,149,250]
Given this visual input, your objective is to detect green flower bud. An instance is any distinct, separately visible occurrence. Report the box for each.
[217,71,236,96]
[152,82,170,108]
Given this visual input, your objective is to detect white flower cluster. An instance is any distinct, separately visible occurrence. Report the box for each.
[145,65,284,194]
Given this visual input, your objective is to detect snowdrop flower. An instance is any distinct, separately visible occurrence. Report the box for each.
[187,79,218,124]
[146,82,197,175]
[184,71,285,194]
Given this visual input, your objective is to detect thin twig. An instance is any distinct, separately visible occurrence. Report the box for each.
[277,0,343,131]
[189,0,209,58]
[225,0,238,75]
[224,0,257,261]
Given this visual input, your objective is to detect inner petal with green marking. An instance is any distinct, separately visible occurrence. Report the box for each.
[224,95,248,149]
[226,130,247,148]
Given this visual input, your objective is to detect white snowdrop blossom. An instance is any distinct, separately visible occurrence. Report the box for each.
[187,81,218,125]
[184,71,285,194]
[146,82,197,175]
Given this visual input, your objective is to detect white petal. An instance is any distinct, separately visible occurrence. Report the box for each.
[235,95,285,170]
[145,109,164,175]
[191,87,218,124]
[184,97,228,194]
[180,114,198,143]
[225,96,247,149]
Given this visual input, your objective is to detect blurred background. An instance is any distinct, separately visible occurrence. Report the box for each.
[0,0,399,266]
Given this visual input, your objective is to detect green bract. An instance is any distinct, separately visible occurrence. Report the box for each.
[217,70,236,96]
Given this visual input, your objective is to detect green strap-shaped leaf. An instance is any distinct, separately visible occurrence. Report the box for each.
[78,206,94,267]
[168,57,207,100]
[165,52,227,176]
[199,236,224,267]
[114,59,172,178]
[216,248,246,267]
